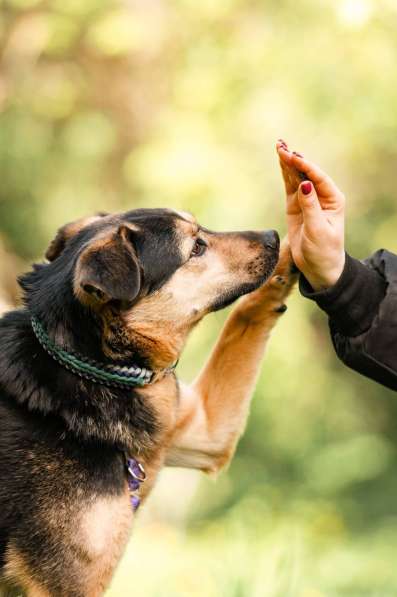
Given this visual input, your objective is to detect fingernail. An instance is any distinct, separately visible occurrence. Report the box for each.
[301,181,312,195]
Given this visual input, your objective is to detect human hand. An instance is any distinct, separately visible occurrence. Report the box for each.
[276,140,346,291]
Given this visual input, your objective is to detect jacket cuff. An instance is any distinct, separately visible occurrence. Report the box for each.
[299,253,387,337]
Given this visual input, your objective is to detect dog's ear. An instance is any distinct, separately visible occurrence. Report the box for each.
[45,214,108,262]
[74,225,141,309]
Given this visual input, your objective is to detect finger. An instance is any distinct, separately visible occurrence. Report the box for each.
[290,153,340,199]
[276,144,293,166]
[297,180,325,231]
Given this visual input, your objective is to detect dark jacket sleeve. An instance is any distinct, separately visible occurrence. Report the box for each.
[300,250,397,391]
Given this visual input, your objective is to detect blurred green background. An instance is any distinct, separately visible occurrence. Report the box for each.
[1,0,397,594]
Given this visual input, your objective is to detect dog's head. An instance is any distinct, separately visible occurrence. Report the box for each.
[34,209,279,368]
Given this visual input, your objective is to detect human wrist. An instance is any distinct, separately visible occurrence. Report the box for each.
[302,253,346,291]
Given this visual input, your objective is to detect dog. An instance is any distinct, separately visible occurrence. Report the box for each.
[0,209,296,596]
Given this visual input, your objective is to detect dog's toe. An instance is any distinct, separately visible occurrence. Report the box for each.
[274,303,288,313]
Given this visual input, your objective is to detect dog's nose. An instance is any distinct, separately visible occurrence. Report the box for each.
[262,230,280,251]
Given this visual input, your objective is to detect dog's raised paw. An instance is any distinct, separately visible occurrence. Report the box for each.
[259,240,299,312]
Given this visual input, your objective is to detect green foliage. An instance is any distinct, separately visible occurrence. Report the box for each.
[1,0,397,594]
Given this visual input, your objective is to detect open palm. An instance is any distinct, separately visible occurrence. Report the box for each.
[276,141,346,290]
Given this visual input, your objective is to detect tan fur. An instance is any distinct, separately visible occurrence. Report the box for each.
[3,493,134,597]
[123,228,274,370]
[73,235,115,307]
[77,492,133,595]
[174,210,196,224]
[45,216,105,262]
[73,224,140,309]
[4,546,50,597]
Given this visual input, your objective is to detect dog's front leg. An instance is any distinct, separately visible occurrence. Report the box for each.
[166,242,297,474]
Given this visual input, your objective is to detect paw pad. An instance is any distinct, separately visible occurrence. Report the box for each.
[275,275,286,285]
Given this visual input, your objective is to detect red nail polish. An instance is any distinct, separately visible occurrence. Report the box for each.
[301,181,312,195]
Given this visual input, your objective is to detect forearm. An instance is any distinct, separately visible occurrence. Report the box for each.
[300,252,387,337]
[301,249,397,391]
[330,329,397,391]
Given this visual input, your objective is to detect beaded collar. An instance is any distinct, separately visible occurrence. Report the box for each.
[31,315,176,388]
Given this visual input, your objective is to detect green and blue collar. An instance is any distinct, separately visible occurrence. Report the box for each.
[31,315,173,389]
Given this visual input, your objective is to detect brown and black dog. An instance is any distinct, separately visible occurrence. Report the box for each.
[0,209,296,596]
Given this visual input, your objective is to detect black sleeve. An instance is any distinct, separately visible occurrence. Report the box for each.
[300,250,397,391]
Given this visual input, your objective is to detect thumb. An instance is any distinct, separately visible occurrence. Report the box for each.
[297,181,324,229]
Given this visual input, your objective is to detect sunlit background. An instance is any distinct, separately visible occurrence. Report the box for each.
[1,0,397,594]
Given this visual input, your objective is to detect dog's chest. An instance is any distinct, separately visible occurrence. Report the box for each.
[71,445,168,574]
[74,489,133,589]
[80,492,132,556]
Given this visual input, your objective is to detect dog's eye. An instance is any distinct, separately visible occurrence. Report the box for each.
[190,238,207,258]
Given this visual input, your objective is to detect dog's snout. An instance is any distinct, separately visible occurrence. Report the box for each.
[262,230,280,251]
